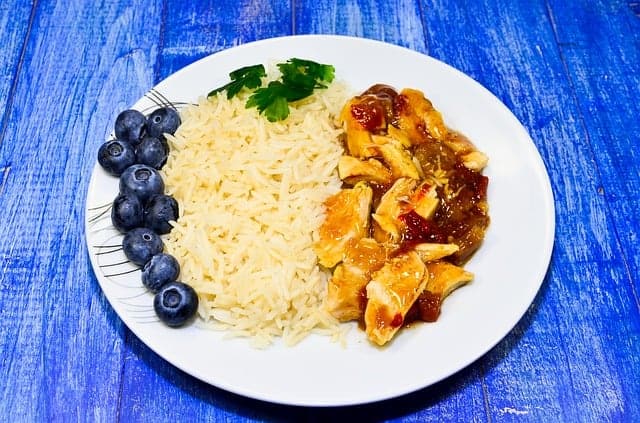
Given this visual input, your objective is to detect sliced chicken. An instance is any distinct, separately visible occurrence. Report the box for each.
[410,181,439,221]
[372,178,416,242]
[325,238,388,321]
[371,140,420,180]
[425,261,474,297]
[314,183,373,268]
[443,130,476,155]
[409,260,474,322]
[339,96,387,158]
[414,243,459,262]
[395,88,448,143]
[462,151,489,172]
[387,125,412,148]
[364,251,427,346]
[338,156,393,186]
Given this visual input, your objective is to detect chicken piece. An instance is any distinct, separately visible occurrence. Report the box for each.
[364,251,427,346]
[409,260,474,323]
[371,140,420,180]
[338,156,393,186]
[325,238,388,321]
[314,183,373,268]
[414,243,459,262]
[462,151,489,172]
[425,261,474,299]
[340,97,386,158]
[345,125,375,158]
[443,130,476,155]
[372,178,416,242]
[387,125,412,148]
[395,88,448,143]
[410,181,439,221]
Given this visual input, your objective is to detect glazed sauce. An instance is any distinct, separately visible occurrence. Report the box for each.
[346,85,490,326]
[405,291,442,323]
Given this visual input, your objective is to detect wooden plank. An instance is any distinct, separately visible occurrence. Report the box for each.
[158,0,293,80]
[0,0,33,141]
[0,0,164,420]
[545,1,640,419]
[0,2,45,420]
[294,0,428,54]
[420,0,640,421]
[548,0,640,302]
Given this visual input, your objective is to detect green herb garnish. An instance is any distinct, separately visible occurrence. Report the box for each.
[207,64,266,99]
[208,58,335,122]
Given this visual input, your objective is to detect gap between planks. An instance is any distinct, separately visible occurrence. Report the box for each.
[0,165,10,194]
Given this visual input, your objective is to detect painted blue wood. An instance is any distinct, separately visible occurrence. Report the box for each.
[0,0,638,421]
[0,0,162,421]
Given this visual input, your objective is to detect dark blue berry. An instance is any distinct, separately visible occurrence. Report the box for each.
[146,107,181,139]
[136,136,169,169]
[111,193,143,233]
[97,139,136,176]
[122,227,163,266]
[114,109,146,145]
[119,164,165,203]
[144,194,178,234]
[154,281,198,327]
[141,253,180,292]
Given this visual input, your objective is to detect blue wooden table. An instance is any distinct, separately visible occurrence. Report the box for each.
[1,1,639,421]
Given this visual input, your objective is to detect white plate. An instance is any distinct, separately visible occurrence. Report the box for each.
[85,35,555,406]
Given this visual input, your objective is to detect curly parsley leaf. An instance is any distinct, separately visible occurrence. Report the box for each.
[279,58,335,89]
[210,58,335,122]
[245,81,296,121]
[208,64,266,99]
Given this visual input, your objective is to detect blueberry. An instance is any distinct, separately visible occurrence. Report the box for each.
[136,136,169,169]
[144,194,179,234]
[122,227,163,266]
[114,109,146,145]
[97,139,136,176]
[119,164,165,203]
[153,281,198,327]
[141,253,180,292]
[146,107,181,139]
[111,193,143,233]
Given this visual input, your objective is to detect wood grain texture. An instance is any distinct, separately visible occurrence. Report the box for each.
[0,0,638,421]
[0,0,161,420]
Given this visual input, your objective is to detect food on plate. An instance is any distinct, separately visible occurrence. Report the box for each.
[208,58,335,122]
[98,60,489,345]
[97,106,198,327]
[154,281,199,327]
[315,84,489,345]
[162,61,350,347]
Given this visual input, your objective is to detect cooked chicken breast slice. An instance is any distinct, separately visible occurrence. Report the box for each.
[410,181,439,220]
[414,243,459,262]
[372,178,416,242]
[339,98,382,158]
[425,261,474,299]
[325,238,387,321]
[372,141,420,180]
[338,156,393,186]
[314,183,373,268]
[364,251,427,346]
[395,88,448,143]
[462,151,489,171]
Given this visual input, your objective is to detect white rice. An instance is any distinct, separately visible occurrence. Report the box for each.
[162,82,351,347]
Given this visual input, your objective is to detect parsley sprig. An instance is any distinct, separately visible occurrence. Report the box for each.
[208,58,335,122]
[207,64,266,99]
